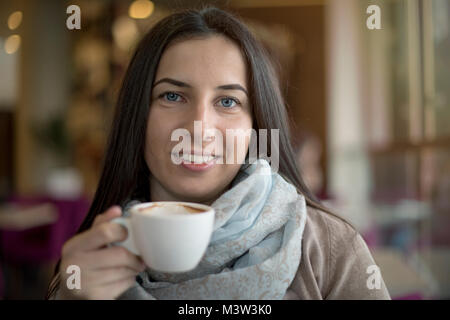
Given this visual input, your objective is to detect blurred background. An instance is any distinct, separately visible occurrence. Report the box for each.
[0,0,448,300]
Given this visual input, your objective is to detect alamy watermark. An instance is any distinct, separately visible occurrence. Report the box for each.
[66,4,381,31]
[66,265,81,290]
[366,265,382,290]
[170,121,280,174]
[65,263,383,292]
[66,5,81,30]
[366,4,382,30]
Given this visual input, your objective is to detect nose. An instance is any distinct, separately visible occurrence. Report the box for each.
[184,99,217,148]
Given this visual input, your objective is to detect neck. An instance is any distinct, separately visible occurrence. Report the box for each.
[149,177,221,206]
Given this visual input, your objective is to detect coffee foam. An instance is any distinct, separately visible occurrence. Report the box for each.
[138,203,206,216]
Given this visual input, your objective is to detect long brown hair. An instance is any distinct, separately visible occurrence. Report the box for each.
[46,6,346,299]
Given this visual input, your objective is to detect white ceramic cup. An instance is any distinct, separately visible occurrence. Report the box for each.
[111,201,215,273]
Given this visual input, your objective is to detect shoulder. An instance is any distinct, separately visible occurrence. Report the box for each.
[288,205,391,299]
[303,205,358,249]
[301,205,360,278]
[304,205,360,285]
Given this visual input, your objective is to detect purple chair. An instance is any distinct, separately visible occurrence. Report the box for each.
[0,196,90,298]
[0,196,90,263]
[0,196,90,299]
[393,293,424,300]
[0,264,3,299]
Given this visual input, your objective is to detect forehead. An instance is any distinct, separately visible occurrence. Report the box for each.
[154,35,248,86]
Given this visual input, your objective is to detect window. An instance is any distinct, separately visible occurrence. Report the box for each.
[367,0,450,298]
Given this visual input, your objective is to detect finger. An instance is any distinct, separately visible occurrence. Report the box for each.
[86,267,140,287]
[90,276,137,300]
[84,246,146,272]
[65,222,128,253]
[92,206,122,228]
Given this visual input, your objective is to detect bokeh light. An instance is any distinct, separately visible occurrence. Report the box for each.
[128,0,154,19]
[4,35,21,54]
[7,11,23,30]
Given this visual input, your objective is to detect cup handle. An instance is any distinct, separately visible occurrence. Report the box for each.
[110,217,140,256]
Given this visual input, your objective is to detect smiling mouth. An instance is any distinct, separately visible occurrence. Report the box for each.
[172,153,219,164]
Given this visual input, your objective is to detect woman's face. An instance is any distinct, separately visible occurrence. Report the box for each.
[145,35,253,204]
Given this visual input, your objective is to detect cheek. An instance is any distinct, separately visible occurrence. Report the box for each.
[221,117,253,162]
[144,108,173,162]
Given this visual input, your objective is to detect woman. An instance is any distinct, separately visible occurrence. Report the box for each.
[47,7,390,300]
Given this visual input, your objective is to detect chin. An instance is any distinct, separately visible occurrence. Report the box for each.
[171,182,223,203]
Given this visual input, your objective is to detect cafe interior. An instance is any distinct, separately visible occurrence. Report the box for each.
[0,0,449,299]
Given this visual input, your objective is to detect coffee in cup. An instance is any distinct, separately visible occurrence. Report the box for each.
[111,201,214,273]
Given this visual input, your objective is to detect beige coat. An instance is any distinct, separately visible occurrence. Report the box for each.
[284,206,391,299]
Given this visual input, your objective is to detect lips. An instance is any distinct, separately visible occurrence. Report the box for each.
[172,152,219,164]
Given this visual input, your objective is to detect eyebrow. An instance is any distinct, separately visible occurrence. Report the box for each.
[153,77,248,96]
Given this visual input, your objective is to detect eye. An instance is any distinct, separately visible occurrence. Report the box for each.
[219,97,239,108]
[161,92,182,102]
